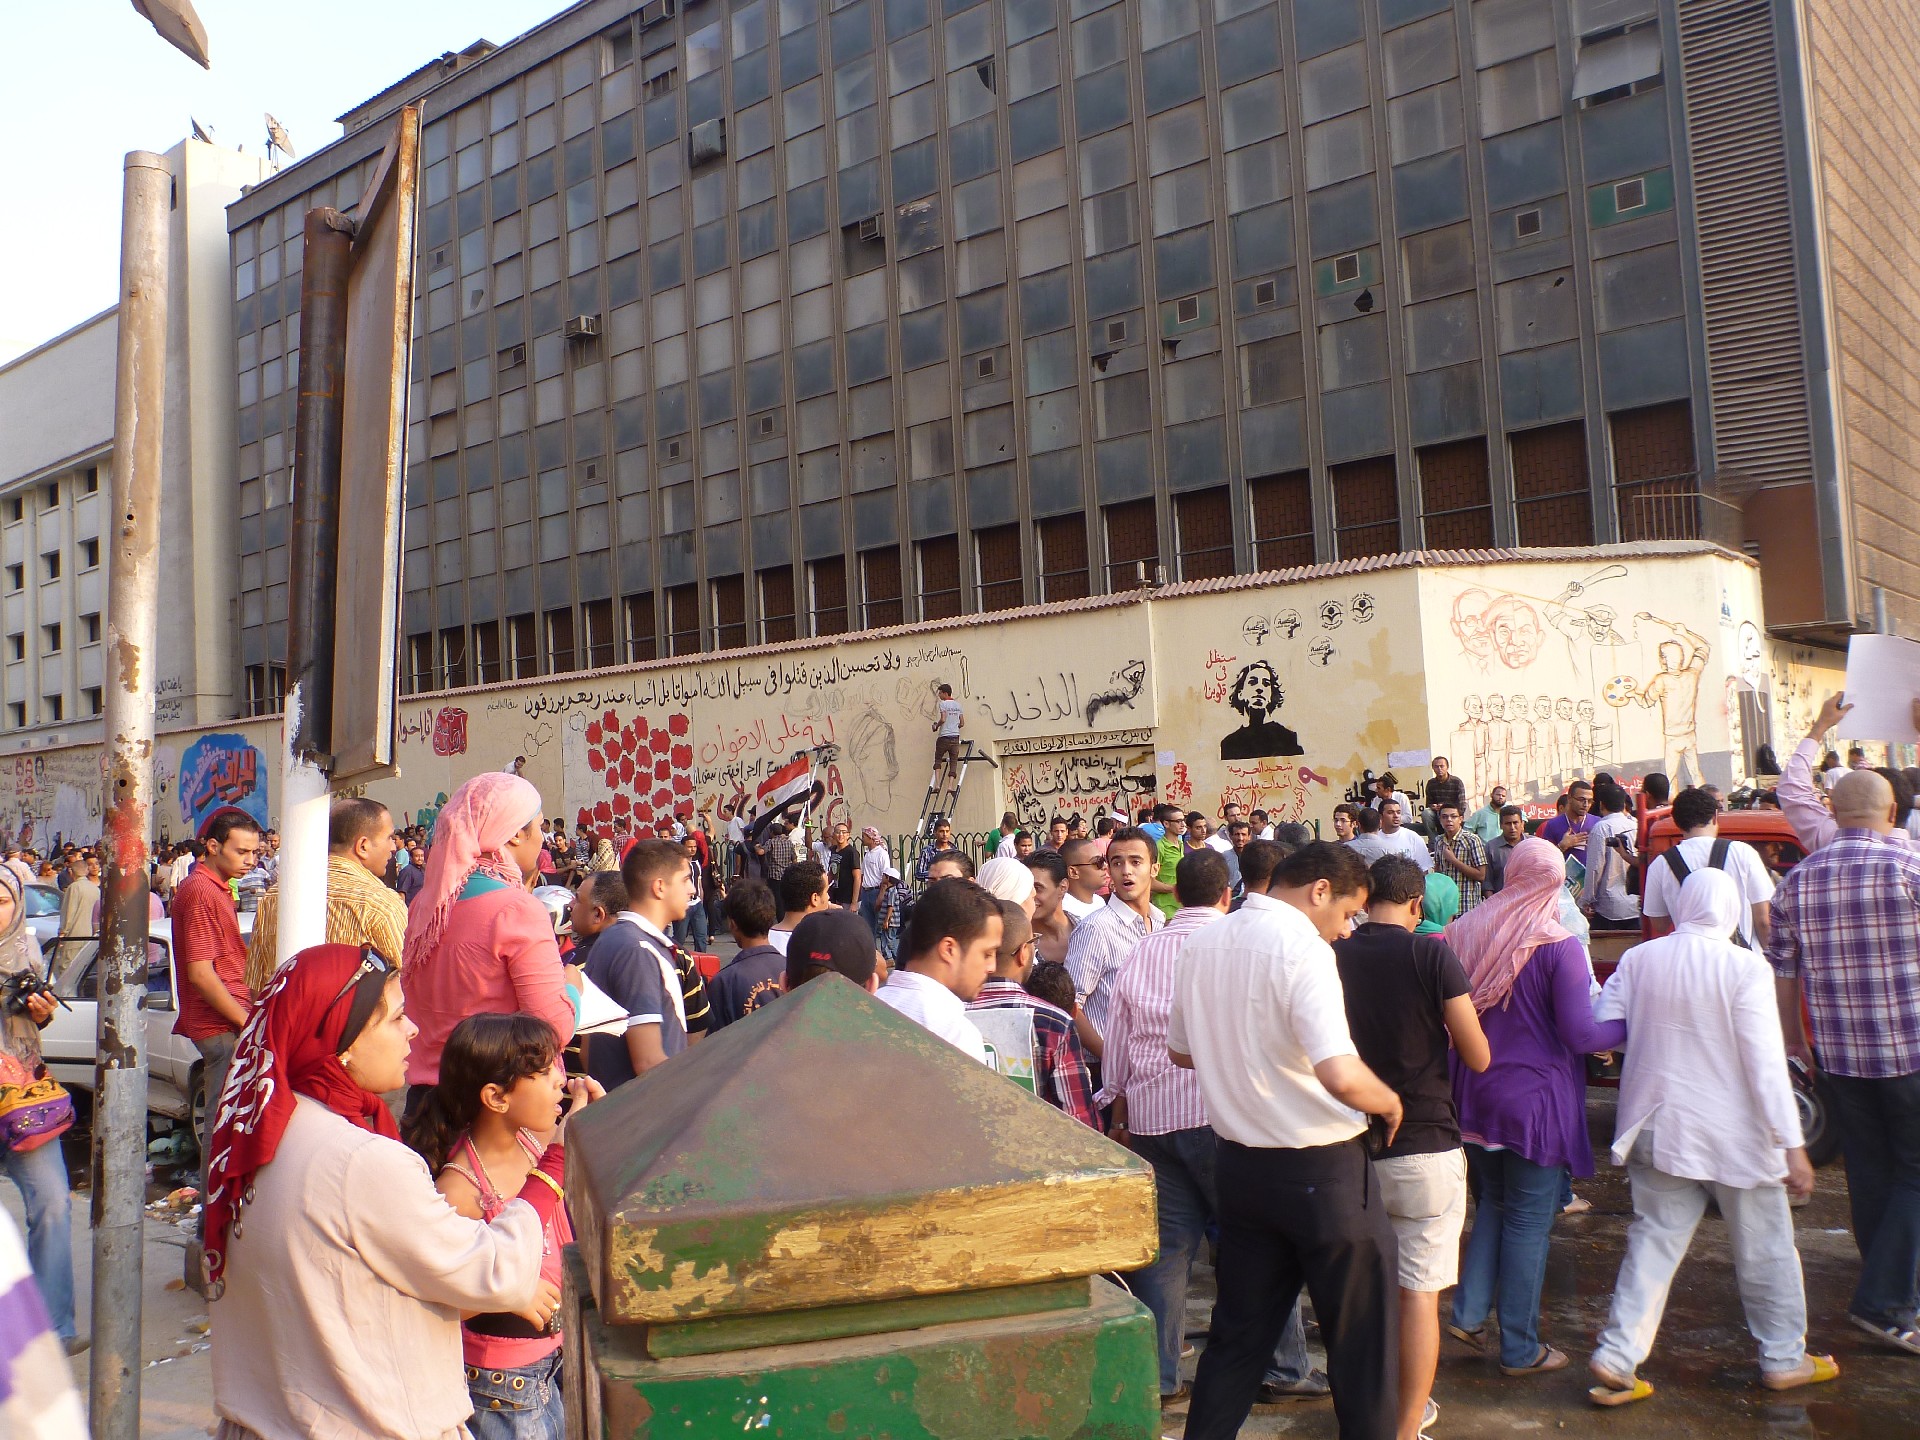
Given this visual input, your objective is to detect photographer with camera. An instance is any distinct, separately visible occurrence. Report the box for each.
[0,867,80,1354]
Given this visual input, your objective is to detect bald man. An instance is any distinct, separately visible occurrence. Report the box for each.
[1767,767,1920,1353]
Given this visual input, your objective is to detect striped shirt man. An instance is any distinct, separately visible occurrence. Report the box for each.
[1093,906,1222,1135]
[1065,893,1162,1039]
[244,854,411,993]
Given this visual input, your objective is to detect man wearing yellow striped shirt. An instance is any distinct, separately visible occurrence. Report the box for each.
[245,798,408,992]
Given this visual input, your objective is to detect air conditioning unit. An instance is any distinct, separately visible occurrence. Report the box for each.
[1105,317,1128,345]
[498,343,527,370]
[638,0,676,28]
[563,314,601,339]
[1175,295,1200,325]
[1253,279,1277,307]
[857,215,883,243]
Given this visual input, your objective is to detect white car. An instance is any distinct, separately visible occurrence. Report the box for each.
[38,913,252,1127]
[22,883,61,951]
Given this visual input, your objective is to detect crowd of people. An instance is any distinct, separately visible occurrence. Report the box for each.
[0,686,1916,1439]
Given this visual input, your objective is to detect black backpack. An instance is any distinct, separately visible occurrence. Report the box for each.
[1660,839,1748,948]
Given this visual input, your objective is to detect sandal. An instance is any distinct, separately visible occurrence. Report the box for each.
[1501,1345,1569,1377]
[1587,1360,1653,1406]
[1446,1323,1487,1351]
[1848,1313,1920,1355]
[1761,1354,1840,1391]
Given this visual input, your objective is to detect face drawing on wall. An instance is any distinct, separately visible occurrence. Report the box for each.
[1219,659,1305,761]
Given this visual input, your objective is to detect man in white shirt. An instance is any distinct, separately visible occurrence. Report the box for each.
[766,860,830,956]
[875,878,1000,1063]
[1058,839,1105,922]
[931,682,966,789]
[1065,828,1163,1038]
[1581,781,1642,930]
[1205,803,1240,854]
[1350,798,1432,871]
[1169,842,1404,1440]
[1641,786,1774,950]
[857,827,891,935]
[1588,868,1830,1404]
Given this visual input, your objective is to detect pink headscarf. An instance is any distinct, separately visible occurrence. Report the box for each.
[1443,835,1571,1013]
[402,772,543,971]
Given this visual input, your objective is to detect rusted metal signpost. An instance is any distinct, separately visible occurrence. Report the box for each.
[93,149,171,1440]
[276,108,420,963]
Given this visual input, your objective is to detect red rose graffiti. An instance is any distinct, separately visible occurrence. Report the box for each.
[430,706,469,757]
[576,709,695,835]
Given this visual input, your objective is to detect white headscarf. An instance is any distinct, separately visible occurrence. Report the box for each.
[1669,865,1742,939]
[977,857,1036,909]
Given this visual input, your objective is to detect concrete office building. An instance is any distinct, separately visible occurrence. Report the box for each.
[217,0,1920,708]
[0,138,268,743]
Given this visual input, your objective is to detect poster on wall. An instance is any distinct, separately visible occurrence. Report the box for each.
[178,732,270,836]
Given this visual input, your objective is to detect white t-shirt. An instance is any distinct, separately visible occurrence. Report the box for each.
[1166,892,1365,1149]
[937,699,964,738]
[875,969,990,1063]
[995,835,1019,858]
[767,927,793,955]
[860,845,890,889]
[1204,832,1233,854]
[1581,811,1641,922]
[1346,828,1432,871]
[1640,834,1774,949]
[1061,893,1102,922]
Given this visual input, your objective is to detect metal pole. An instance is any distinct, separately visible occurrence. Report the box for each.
[277,209,353,966]
[92,148,170,1440]
[1873,584,1890,636]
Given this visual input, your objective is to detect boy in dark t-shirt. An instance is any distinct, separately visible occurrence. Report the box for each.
[1334,855,1490,1440]
[584,839,695,1090]
[707,877,786,1031]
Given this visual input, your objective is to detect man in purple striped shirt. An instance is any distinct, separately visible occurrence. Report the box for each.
[1099,846,1325,1407]
[1768,769,1920,1354]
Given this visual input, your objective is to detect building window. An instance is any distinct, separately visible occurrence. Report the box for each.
[6,703,21,729]
[3,498,20,524]
[1103,498,1159,591]
[759,567,796,643]
[860,547,903,628]
[245,664,287,716]
[1331,457,1400,559]
[1417,439,1494,549]
[42,484,57,511]
[1174,488,1235,579]
[42,695,62,724]
[1038,516,1090,601]
[473,620,503,683]
[546,607,578,673]
[808,558,848,636]
[84,687,102,716]
[1248,471,1315,569]
[81,538,100,570]
[507,613,539,678]
[40,553,59,582]
[1511,422,1594,546]
[440,627,469,689]
[918,535,961,620]
[1611,401,1708,541]
[41,623,60,655]
[623,593,658,662]
[81,612,100,645]
[82,466,100,495]
[5,634,19,662]
[975,524,1023,612]
[406,633,436,692]
[582,598,616,668]
[666,583,701,654]
[713,574,747,649]
[4,565,19,592]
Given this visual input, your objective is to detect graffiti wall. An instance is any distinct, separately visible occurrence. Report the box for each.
[0,547,1816,848]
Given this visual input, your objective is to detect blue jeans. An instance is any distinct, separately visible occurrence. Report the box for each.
[672,903,711,953]
[466,1347,564,1440]
[1451,1145,1565,1368]
[1824,1070,1920,1326]
[1127,1126,1311,1394]
[858,886,883,937]
[2,1140,75,1341]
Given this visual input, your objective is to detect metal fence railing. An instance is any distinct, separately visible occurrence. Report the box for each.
[1614,475,1744,548]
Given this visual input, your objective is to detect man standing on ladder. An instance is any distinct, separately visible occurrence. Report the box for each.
[932,683,965,794]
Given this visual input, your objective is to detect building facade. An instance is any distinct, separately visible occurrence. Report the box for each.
[0,139,267,744]
[216,0,1919,705]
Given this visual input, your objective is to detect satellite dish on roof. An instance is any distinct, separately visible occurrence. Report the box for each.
[265,113,297,166]
[131,0,210,68]
[190,116,215,145]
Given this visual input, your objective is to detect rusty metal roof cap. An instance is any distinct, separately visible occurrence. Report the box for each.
[565,974,1156,1325]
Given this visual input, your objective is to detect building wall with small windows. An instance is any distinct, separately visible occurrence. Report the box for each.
[0,139,266,748]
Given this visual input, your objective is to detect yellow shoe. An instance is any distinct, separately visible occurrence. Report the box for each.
[1760,1354,1839,1391]
[1588,1359,1653,1407]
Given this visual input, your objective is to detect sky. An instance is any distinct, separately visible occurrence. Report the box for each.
[0,0,573,366]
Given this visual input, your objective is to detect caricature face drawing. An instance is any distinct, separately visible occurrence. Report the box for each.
[1231,661,1279,717]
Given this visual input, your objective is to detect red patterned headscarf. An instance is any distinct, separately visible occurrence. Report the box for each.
[202,944,401,1297]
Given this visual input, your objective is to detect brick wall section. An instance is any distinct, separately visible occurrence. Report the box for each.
[1805,1,1920,628]
[1417,439,1494,548]
[1104,499,1159,588]
[1249,470,1316,568]
[1510,422,1594,546]
[1174,487,1235,578]
[1037,516,1090,600]
[1611,402,1698,542]
[1331,457,1400,559]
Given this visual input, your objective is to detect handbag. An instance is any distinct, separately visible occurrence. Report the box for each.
[0,1049,75,1153]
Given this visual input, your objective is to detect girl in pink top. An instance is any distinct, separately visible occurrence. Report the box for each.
[406,1014,598,1440]
[402,773,579,1095]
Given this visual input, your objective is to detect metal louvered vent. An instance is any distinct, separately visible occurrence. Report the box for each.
[1677,0,1815,487]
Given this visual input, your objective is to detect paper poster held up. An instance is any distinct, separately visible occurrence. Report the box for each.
[1841,634,1920,745]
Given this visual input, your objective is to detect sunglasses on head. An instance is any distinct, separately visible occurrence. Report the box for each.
[318,945,396,1037]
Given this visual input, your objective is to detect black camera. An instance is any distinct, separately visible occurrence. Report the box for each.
[2,972,61,1017]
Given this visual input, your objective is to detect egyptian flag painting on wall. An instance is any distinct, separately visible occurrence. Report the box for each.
[749,754,826,842]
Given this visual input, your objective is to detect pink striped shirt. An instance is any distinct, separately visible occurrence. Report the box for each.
[1092,906,1222,1136]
